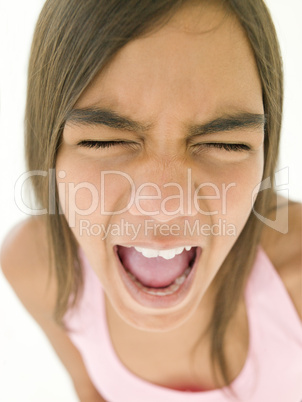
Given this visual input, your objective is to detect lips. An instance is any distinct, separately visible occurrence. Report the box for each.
[117,245,197,288]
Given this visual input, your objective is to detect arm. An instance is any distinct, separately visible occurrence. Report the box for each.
[0,217,108,402]
[31,315,108,402]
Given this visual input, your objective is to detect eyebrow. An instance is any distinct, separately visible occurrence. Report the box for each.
[65,107,152,133]
[65,107,266,137]
[187,112,266,138]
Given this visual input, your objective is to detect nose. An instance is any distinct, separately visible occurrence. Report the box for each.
[127,161,200,222]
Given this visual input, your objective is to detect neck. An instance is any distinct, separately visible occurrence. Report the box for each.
[104,284,216,359]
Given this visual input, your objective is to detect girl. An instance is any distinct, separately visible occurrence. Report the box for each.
[1,0,301,401]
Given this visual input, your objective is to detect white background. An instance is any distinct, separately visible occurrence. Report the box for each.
[0,1,301,401]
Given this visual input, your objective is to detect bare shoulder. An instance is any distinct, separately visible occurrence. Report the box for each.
[260,196,302,320]
[0,217,105,400]
[0,216,57,318]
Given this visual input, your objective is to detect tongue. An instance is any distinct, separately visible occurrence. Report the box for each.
[117,246,195,288]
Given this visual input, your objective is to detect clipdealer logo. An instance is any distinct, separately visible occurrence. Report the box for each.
[78,218,236,240]
[14,167,289,235]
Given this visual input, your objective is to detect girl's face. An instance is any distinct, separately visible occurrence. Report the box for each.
[56,2,264,331]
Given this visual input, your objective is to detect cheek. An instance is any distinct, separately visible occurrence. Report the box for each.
[210,148,264,230]
[191,148,263,220]
[55,149,99,230]
[193,150,264,283]
[55,150,132,229]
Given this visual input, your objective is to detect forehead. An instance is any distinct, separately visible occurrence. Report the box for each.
[75,2,263,120]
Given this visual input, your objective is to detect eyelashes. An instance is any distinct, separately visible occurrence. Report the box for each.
[199,143,250,152]
[77,140,137,150]
[77,140,250,152]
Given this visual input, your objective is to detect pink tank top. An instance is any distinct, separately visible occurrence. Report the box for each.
[63,246,302,402]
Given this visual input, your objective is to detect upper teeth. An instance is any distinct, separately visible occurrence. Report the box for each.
[133,246,192,260]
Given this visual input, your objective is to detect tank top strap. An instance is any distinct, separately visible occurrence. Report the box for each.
[246,245,302,341]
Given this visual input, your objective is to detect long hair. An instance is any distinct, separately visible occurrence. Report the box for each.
[25,0,283,392]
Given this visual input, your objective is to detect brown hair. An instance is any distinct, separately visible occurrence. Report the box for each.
[25,0,283,393]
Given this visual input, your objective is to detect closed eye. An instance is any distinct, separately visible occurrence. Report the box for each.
[195,143,250,152]
[77,140,138,150]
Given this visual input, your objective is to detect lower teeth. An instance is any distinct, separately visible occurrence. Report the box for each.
[126,267,192,296]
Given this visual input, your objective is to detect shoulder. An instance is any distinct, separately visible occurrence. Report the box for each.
[260,196,302,320]
[0,216,57,318]
[0,218,106,399]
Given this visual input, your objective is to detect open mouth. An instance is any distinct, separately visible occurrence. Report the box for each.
[115,245,199,297]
